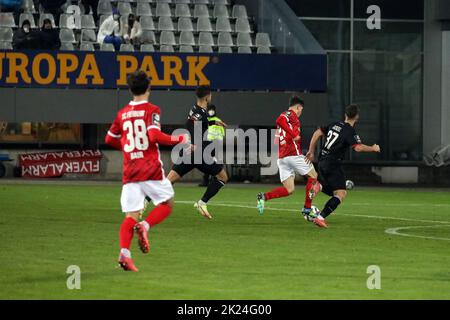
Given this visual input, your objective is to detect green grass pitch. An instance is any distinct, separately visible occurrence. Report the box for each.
[1,182,449,299]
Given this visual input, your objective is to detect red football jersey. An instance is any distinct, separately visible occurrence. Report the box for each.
[107,100,165,184]
[275,110,302,159]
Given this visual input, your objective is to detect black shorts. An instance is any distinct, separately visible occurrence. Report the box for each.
[318,159,346,196]
[171,155,224,178]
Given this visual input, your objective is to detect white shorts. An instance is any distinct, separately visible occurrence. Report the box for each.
[277,155,314,182]
[120,179,174,213]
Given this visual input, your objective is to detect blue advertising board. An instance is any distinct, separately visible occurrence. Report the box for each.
[0,51,327,91]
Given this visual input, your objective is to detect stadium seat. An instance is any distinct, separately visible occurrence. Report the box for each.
[141,30,156,44]
[213,5,229,18]
[140,44,155,52]
[0,41,13,49]
[177,17,194,32]
[215,17,231,32]
[179,45,194,52]
[100,43,115,51]
[99,14,108,27]
[193,0,209,4]
[232,5,248,19]
[118,2,132,16]
[218,46,232,53]
[39,13,56,28]
[136,0,153,3]
[217,32,233,46]
[257,46,271,54]
[237,32,252,47]
[175,4,191,17]
[0,13,16,27]
[79,43,95,51]
[80,29,97,42]
[120,44,135,51]
[22,0,37,13]
[255,33,272,47]
[235,18,251,33]
[238,46,252,54]
[156,3,172,17]
[175,0,191,4]
[60,42,75,50]
[196,17,212,32]
[97,0,113,16]
[59,14,81,29]
[193,4,209,18]
[0,27,13,42]
[59,28,76,43]
[198,31,214,46]
[66,4,82,16]
[140,16,156,30]
[212,0,229,5]
[198,45,213,53]
[81,15,96,29]
[159,30,176,45]
[136,3,153,17]
[179,31,195,45]
[156,0,172,3]
[158,16,175,31]
[160,44,174,52]
[19,13,37,29]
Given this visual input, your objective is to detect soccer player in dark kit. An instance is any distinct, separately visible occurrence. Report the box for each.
[306,104,381,228]
[166,85,228,219]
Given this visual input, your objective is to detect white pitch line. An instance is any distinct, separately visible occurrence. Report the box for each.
[176,201,450,225]
[385,225,450,241]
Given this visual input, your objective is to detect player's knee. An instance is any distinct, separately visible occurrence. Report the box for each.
[217,170,228,183]
[126,211,140,221]
[335,190,347,202]
[286,185,295,194]
[164,198,174,208]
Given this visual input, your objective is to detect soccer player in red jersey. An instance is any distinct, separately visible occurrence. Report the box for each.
[256,95,321,221]
[105,70,188,272]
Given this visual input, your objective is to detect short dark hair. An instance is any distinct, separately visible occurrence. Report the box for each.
[345,104,359,119]
[289,95,304,107]
[127,70,150,96]
[196,85,211,99]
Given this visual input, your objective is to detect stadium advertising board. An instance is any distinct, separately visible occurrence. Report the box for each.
[0,51,327,91]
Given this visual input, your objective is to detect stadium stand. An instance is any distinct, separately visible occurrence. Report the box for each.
[0,0,273,53]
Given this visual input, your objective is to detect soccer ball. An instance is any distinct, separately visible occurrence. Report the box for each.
[346,180,355,190]
[304,206,320,222]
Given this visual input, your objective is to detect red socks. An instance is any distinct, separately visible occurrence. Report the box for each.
[119,216,137,250]
[264,187,290,201]
[145,203,173,228]
[304,177,317,209]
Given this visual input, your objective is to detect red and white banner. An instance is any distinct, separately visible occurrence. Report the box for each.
[18,150,103,178]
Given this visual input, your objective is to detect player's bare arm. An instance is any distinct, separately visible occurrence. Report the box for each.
[306,128,324,161]
[353,143,381,153]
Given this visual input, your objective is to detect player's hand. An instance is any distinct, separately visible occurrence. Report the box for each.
[178,134,190,144]
[216,120,228,128]
[293,135,301,142]
[372,144,381,153]
[305,150,315,162]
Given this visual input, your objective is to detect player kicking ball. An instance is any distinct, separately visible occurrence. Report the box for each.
[256,95,322,221]
[105,71,188,271]
[306,104,381,228]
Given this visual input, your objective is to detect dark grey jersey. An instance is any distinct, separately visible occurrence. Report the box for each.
[319,121,362,161]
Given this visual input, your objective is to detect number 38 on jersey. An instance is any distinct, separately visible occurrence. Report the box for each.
[123,119,149,159]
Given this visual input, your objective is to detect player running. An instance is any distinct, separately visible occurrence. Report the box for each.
[105,70,188,272]
[166,85,228,220]
[306,104,381,228]
[256,95,322,220]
